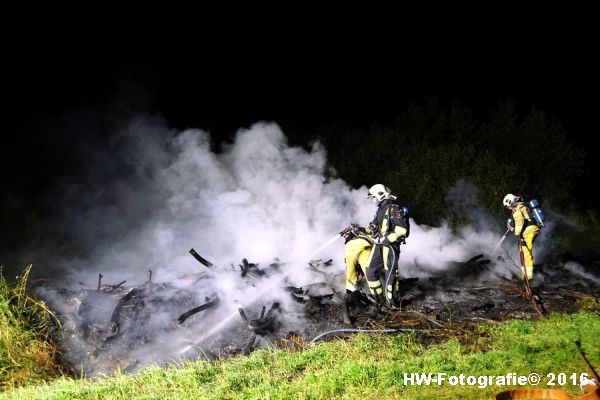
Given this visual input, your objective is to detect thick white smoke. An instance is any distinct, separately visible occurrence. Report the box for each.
[32,117,552,374]
[41,116,544,290]
[52,119,373,287]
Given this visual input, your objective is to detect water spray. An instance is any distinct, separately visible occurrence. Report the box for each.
[309,233,344,259]
[178,229,348,355]
[492,229,510,255]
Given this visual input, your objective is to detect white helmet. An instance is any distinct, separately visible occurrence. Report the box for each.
[503,194,519,208]
[368,184,392,201]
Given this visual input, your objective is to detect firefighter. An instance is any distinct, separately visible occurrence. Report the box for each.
[343,228,372,294]
[364,184,408,307]
[503,194,540,280]
[342,226,373,321]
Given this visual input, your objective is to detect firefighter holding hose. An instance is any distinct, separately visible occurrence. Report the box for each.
[503,193,541,281]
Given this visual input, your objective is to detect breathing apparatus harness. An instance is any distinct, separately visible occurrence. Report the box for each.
[371,198,408,305]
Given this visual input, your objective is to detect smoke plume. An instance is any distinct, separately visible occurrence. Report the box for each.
[22,117,549,375]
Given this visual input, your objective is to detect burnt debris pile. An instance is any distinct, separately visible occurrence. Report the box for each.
[35,253,345,377]
[35,251,600,378]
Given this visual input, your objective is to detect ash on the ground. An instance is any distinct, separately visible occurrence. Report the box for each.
[35,253,600,378]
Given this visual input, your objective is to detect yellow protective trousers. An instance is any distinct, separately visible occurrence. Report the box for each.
[519,225,540,280]
[344,237,372,292]
[366,243,400,301]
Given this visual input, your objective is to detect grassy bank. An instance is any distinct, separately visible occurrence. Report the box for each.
[1,310,599,400]
[0,266,64,390]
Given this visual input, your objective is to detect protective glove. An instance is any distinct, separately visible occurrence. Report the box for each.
[506,218,515,232]
[341,230,356,243]
[368,222,379,237]
[350,223,362,235]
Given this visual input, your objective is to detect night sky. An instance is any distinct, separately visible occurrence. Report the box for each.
[4,16,599,215]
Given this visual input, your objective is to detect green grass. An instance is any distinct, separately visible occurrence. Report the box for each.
[0,266,64,390]
[1,310,599,400]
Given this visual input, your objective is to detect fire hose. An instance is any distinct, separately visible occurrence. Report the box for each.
[309,327,430,344]
[495,385,599,399]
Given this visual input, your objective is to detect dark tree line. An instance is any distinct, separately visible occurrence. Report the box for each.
[0,99,590,259]
[288,99,586,227]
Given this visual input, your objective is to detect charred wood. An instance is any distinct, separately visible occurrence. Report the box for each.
[177,297,220,324]
[189,248,214,268]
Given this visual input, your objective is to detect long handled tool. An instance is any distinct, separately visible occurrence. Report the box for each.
[523,271,546,316]
[504,254,545,316]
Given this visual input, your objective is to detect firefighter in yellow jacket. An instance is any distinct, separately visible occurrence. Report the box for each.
[343,184,408,308]
[365,184,408,306]
[503,194,540,280]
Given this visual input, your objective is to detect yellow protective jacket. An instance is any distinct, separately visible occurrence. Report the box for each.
[512,202,535,237]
